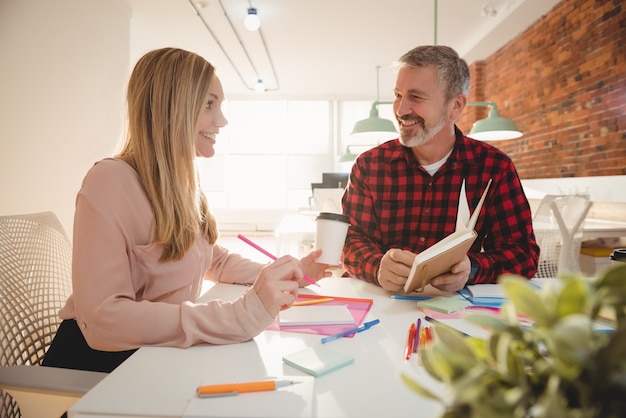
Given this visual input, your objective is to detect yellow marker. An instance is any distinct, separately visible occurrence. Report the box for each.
[292,297,334,306]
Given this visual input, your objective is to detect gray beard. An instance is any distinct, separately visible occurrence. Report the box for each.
[399,115,446,148]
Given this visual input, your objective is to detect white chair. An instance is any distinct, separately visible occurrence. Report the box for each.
[532,195,592,278]
[0,212,106,418]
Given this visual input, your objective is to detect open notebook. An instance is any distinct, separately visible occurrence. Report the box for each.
[404,179,492,294]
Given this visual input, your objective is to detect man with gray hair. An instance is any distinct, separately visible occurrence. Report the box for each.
[341,45,538,293]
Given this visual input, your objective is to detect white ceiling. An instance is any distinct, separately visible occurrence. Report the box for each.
[123,0,560,100]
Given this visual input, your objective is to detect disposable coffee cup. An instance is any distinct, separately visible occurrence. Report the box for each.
[610,248,626,268]
[314,212,350,265]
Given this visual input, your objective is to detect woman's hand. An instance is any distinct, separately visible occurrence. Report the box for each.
[299,249,333,287]
[251,255,302,316]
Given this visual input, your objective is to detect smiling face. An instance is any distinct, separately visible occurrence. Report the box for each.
[195,75,228,158]
[393,65,461,148]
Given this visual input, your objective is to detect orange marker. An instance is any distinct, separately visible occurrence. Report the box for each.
[197,379,299,397]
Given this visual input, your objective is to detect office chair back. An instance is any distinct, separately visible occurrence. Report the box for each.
[532,195,591,278]
[0,212,73,418]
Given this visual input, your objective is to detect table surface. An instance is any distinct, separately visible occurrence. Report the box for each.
[274,213,626,240]
[69,277,487,418]
[582,218,626,239]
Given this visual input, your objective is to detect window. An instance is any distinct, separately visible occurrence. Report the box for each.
[197,99,394,228]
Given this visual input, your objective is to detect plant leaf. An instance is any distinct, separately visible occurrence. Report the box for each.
[464,312,510,332]
[548,314,593,379]
[555,276,590,318]
[501,277,550,327]
[400,373,442,401]
[431,322,475,360]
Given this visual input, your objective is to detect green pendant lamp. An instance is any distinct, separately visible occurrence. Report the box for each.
[350,101,398,140]
[337,145,359,163]
[467,101,522,141]
[350,66,397,141]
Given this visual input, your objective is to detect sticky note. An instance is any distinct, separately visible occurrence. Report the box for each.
[283,345,354,377]
[416,297,471,314]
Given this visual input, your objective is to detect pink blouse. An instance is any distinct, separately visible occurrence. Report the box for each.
[59,158,273,351]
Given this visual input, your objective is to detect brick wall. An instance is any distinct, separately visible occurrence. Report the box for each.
[457,0,626,179]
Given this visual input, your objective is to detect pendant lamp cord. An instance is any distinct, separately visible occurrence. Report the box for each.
[376,65,381,102]
[434,0,438,45]
[187,0,279,91]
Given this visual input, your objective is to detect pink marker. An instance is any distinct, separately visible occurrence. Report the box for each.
[237,234,319,287]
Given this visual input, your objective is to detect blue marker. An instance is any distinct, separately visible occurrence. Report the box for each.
[390,295,431,301]
[321,319,380,344]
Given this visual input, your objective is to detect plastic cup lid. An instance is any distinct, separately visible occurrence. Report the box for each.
[610,248,626,261]
[316,212,350,223]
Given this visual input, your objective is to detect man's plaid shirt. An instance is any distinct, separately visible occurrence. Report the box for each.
[341,127,539,285]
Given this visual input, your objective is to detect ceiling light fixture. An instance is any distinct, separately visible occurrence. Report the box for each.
[244,4,261,31]
[466,101,522,140]
[254,79,266,93]
[187,0,279,92]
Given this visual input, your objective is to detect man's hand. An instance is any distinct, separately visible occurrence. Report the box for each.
[377,249,416,292]
[429,256,471,292]
[299,249,333,287]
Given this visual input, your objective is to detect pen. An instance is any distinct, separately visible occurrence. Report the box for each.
[197,379,299,397]
[413,318,421,353]
[424,315,470,337]
[404,322,416,360]
[320,319,380,344]
[237,234,319,287]
[390,295,431,301]
[292,297,334,306]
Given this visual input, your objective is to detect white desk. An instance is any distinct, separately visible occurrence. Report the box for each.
[69,278,477,418]
[582,218,626,240]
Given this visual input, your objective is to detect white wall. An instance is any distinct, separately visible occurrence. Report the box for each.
[0,0,131,238]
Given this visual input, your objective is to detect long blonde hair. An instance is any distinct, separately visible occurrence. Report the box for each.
[117,48,218,261]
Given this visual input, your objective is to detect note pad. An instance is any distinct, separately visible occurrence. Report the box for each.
[416,296,471,314]
[283,345,355,377]
[279,305,355,327]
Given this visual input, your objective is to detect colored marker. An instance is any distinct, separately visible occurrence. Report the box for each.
[197,379,299,397]
[390,295,431,301]
[292,297,334,306]
[404,322,416,360]
[237,234,319,287]
[321,319,380,344]
[413,318,421,353]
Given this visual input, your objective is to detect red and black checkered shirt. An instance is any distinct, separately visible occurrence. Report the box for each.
[341,127,539,285]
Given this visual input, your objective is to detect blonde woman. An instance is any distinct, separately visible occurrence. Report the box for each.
[43,48,330,373]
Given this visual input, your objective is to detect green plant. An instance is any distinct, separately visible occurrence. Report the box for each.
[402,264,626,418]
